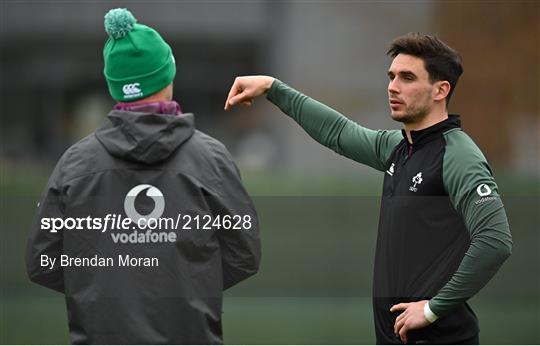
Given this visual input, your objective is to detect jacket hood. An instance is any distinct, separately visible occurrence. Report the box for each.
[95,110,195,164]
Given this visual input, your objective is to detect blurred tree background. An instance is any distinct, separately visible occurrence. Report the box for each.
[1,1,538,344]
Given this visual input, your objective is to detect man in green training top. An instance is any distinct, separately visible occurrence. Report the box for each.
[224,33,512,344]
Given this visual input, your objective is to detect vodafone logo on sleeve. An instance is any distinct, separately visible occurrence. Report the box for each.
[476,183,492,197]
[475,183,497,205]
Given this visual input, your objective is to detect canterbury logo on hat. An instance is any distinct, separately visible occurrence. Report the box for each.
[122,83,143,98]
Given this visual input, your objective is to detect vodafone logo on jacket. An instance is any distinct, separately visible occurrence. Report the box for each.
[123,184,165,224]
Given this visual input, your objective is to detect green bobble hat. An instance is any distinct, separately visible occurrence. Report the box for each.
[103,8,176,101]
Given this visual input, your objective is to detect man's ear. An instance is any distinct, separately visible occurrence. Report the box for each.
[433,81,451,102]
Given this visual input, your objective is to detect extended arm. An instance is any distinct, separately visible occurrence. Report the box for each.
[225,76,402,171]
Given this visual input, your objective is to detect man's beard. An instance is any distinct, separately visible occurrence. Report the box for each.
[391,103,430,124]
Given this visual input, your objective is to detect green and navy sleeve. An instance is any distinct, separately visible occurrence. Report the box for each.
[429,129,512,317]
[266,79,402,172]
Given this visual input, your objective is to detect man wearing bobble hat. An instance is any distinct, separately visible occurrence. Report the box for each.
[26,8,260,344]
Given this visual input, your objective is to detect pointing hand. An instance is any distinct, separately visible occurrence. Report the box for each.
[224,76,275,110]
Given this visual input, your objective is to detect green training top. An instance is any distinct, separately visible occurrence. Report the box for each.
[266,79,512,323]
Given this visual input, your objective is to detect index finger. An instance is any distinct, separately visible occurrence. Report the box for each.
[224,79,242,110]
[390,303,409,312]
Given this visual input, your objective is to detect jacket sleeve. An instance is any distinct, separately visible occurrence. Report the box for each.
[25,159,66,293]
[429,130,513,317]
[208,144,261,290]
[266,79,402,172]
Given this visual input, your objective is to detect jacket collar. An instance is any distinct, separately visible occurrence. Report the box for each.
[113,100,183,116]
[401,114,461,146]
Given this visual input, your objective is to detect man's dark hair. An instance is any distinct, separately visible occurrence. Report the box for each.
[387,32,463,106]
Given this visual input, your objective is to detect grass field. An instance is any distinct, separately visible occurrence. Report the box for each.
[1,290,538,344]
[1,162,538,344]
